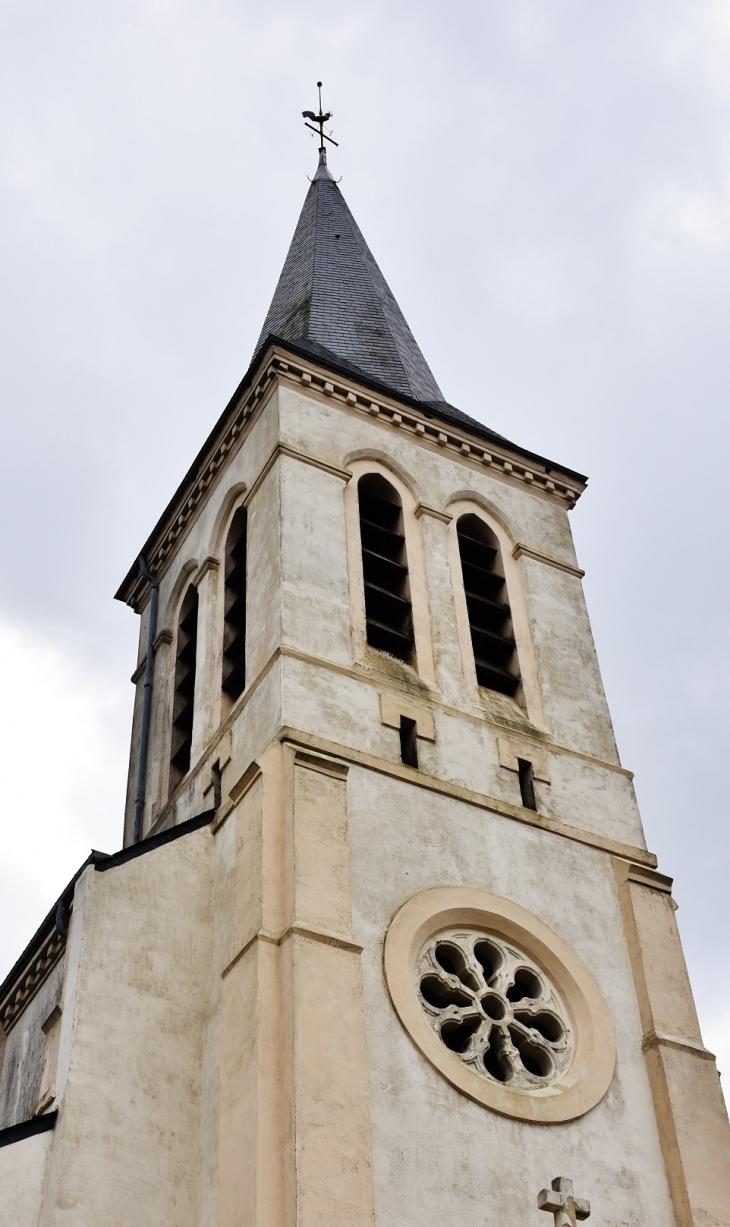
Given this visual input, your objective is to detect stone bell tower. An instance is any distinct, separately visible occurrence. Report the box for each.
[1,103,729,1227]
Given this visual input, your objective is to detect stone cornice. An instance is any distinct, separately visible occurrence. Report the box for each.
[221,922,363,981]
[243,443,352,512]
[642,1030,716,1061]
[116,343,587,612]
[0,928,64,1035]
[415,502,453,524]
[117,358,279,611]
[279,726,655,869]
[147,638,634,843]
[0,853,99,1037]
[276,353,585,505]
[192,556,220,587]
[512,543,585,578]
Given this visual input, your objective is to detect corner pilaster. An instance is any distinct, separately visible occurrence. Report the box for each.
[613,859,730,1226]
[218,743,376,1227]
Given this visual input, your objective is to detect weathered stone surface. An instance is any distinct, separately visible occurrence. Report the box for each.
[0,961,63,1129]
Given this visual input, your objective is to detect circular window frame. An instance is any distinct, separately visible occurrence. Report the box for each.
[384,887,615,1123]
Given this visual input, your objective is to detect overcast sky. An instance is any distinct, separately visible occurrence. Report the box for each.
[1,0,728,1081]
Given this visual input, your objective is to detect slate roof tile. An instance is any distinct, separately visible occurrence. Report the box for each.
[256,155,444,405]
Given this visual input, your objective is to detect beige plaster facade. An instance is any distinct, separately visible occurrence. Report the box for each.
[0,1131,52,1227]
[1,344,728,1225]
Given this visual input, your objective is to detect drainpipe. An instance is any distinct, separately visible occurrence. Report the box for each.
[133,557,159,844]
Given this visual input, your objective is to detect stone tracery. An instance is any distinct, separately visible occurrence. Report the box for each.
[417,929,571,1088]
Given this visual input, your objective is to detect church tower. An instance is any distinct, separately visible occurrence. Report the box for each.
[2,102,729,1227]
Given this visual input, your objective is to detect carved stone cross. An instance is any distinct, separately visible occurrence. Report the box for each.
[537,1177,590,1227]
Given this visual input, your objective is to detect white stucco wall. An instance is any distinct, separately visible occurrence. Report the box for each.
[0,1130,52,1227]
[346,765,675,1226]
[39,827,214,1227]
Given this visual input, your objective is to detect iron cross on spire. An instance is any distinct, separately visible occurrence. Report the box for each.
[302,81,339,155]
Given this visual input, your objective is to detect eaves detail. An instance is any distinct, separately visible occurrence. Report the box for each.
[116,343,586,611]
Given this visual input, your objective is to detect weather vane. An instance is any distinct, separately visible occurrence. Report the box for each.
[302,81,339,154]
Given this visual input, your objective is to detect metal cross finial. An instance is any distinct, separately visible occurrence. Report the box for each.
[302,80,339,158]
[538,1177,590,1227]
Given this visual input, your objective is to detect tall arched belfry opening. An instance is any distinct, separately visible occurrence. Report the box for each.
[1,100,729,1227]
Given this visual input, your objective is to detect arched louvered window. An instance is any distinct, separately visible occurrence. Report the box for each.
[358,473,415,665]
[222,507,247,702]
[457,514,521,697]
[169,584,199,793]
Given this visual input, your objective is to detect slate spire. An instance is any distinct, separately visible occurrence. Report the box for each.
[255,148,444,404]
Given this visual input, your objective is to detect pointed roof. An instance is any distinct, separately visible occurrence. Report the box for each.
[255,153,444,405]
[115,149,588,610]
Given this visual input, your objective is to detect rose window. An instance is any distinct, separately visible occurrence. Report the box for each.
[417,928,571,1088]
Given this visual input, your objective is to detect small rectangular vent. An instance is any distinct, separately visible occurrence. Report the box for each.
[518,758,537,810]
[399,716,419,769]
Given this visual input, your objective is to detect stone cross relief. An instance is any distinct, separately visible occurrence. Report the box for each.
[538,1177,590,1227]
